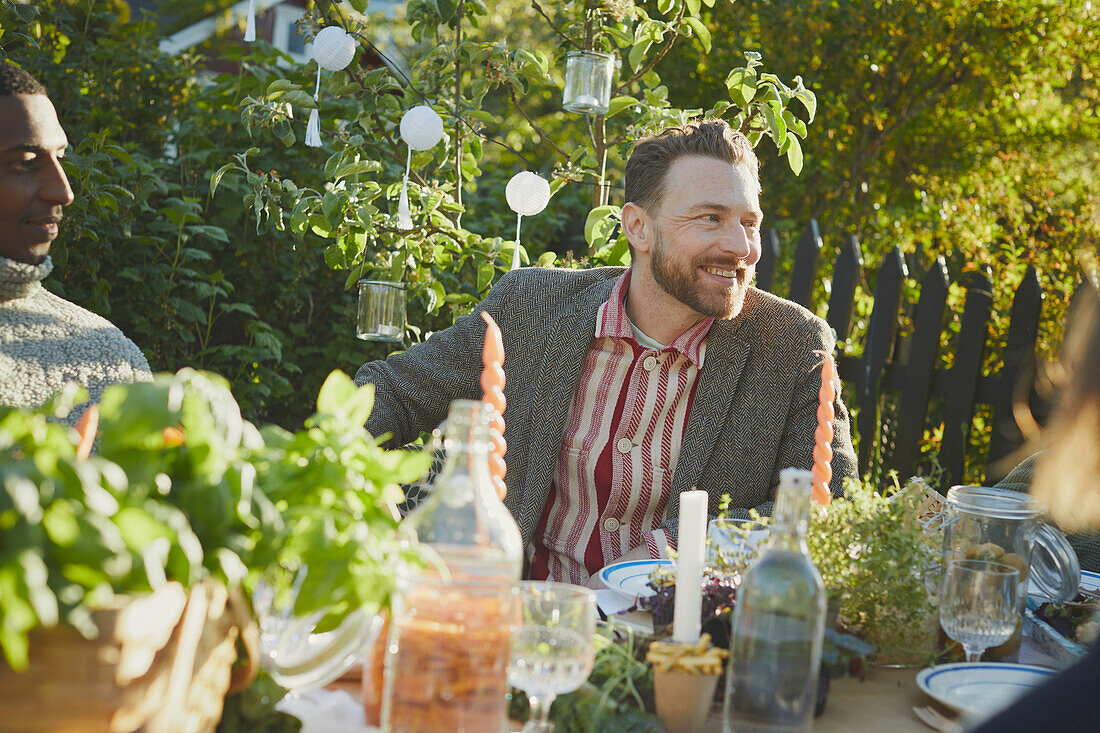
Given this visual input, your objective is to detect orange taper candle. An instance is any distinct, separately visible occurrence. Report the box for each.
[811,354,836,507]
[480,311,508,500]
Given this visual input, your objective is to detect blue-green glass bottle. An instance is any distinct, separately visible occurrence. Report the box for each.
[724,468,826,733]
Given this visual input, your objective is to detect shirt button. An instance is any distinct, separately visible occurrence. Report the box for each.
[643,355,658,371]
[603,517,621,532]
[616,437,632,454]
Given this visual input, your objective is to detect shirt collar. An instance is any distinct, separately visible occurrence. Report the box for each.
[594,269,712,368]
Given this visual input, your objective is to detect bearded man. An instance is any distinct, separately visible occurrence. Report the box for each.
[355,120,857,585]
[0,60,151,424]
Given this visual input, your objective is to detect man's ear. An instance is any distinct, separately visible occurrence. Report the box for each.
[621,202,653,255]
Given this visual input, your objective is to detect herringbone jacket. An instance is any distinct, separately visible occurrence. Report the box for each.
[355,266,858,548]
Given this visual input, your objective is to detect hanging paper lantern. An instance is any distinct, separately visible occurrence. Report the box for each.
[395,106,445,229]
[506,172,551,217]
[505,172,551,270]
[400,106,445,151]
[244,0,257,42]
[303,26,357,148]
[313,26,357,72]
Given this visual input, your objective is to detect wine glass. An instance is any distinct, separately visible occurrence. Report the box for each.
[939,559,1020,662]
[508,582,597,732]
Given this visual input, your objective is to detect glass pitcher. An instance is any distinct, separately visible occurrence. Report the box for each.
[936,485,1080,660]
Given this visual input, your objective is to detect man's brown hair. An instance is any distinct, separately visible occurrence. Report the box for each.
[624,119,759,213]
[0,60,46,97]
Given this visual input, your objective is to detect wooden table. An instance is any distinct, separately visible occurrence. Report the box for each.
[701,667,944,732]
[328,665,949,732]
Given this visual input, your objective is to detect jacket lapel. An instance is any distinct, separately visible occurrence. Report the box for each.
[668,300,755,514]
[518,277,618,544]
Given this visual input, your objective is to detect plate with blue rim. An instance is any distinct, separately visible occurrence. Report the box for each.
[598,559,671,602]
[916,662,1057,717]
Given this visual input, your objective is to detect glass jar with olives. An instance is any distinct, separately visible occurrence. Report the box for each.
[937,486,1080,660]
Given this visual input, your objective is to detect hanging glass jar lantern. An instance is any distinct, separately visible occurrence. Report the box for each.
[562,50,617,115]
[357,279,407,343]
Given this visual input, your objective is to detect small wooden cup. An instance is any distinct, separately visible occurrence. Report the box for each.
[653,668,720,733]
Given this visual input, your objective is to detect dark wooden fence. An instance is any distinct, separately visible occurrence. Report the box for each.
[755,221,1098,492]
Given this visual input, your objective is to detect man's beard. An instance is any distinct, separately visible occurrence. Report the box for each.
[650,231,753,320]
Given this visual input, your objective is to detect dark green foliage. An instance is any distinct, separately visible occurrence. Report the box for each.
[0,1,384,428]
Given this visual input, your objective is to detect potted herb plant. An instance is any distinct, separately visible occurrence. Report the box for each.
[0,368,429,731]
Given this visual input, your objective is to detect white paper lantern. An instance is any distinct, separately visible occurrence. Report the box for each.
[312,26,357,72]
[400,106,445,151]
[506,172,551,217]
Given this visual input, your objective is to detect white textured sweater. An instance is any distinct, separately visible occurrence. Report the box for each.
[0,255,152,426]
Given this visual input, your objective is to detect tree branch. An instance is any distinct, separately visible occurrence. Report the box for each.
[532,0,578,49]
[510,90,571,160]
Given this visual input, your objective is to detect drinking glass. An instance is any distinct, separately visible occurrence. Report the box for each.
[508,582,597,732]
[939,559,1020,662]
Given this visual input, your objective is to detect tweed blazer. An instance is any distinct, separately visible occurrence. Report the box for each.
[355,266,858,548]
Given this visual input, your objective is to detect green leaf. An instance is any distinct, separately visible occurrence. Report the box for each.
[282,90,318,110]
[333,160,382,180]
[477,261,496,293]
[762,102,787,147]
[606,96,638,118]
[782,108,808,138]
[316,371,359,417]
[785,135,804,176]
[115,506,172,551]
[629,39,653,71]
[584,205,620,245]
[266,79,300,95]
[208,163,236,199]
[725,67,757,107]
[795,88,817,124]
[683,17,711,53]
[657,0,675,14]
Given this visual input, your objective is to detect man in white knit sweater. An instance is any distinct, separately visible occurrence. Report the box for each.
[0,60,151,425]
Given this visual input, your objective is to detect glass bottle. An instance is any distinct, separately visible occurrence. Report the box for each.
[382,399,523,733]
[724,468,826,733]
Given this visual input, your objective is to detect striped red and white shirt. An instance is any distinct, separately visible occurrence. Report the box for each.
[529,271,713,584]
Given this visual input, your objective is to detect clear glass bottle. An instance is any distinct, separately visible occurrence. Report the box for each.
[382,399,523,733]
[724,468,826,733]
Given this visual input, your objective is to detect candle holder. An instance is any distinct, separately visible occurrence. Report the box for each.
[562,50,617,115]
[356,279,406,343]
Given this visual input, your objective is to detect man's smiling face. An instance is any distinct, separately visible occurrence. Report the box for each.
[648,155,763,321]
[0,93,74,264]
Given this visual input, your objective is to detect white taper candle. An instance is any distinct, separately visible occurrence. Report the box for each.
[671,489,708,643]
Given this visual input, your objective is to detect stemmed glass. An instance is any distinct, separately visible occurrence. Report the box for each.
[508,582,597,732]
[939,559,1020,662]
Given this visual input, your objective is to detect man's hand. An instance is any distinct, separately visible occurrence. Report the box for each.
[583,543,665,589]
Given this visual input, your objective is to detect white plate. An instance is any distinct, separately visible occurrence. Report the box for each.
[598,559,671,602]
[1027,569,1100,598]
[916,662,1056,717]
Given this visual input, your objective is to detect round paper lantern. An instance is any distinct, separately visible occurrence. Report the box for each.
[400,106,445,151]
[312,26,356,72]
[506,172,551,217]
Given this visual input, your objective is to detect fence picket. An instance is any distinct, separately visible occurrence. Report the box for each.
[889,258,950,480]
[985,267,1042,482]
[757,228,780,293]
[788,220,822,307]
[827,235,862,344]
[855,248,907,477]
[939,269,993,491]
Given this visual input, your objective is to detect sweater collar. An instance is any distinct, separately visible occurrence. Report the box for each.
[0,255,52,301]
